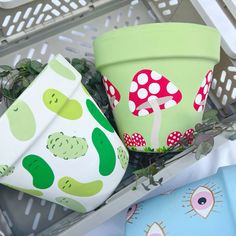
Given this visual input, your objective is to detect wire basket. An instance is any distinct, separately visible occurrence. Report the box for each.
[0,0,236,235]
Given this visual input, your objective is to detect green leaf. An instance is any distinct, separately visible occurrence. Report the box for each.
[0,65,13,72]
[30,60,43,73]
[73,64,85,73]
[15,59,31,69]
[0,71,10,77]
[27,65,38,76]
[195,123,210,132]
[144,146,154,152]
[71,58,82,66]
[195,142,213,160]
[156,146,170,153]
[203,109,219,122]
[194,133,214,146]
[228,132,236,141]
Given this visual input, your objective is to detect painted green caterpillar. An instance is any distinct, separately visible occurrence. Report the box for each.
[46,132,88,160]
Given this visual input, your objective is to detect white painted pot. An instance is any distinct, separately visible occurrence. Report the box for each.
[0,55,129,213]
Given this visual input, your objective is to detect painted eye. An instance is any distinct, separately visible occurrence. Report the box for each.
[190,186,214,218]
[146,222,166,236]
[126,204,137,222]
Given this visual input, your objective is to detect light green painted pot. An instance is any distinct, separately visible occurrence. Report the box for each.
[94,23,220,152]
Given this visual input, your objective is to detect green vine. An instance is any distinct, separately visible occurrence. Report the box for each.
[132,109,236,191]
[0,57,115,127]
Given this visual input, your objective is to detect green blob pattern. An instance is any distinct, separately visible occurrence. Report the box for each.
[22,154,55,189]
[58,176,103,197]
[0,165,14,177]
[56,197,87,213]
[92,127,116,176]
[6,184,43,197]
[6,100,36,141]
[86,99,114,133]
[47,132,88,160]
[43,88,83,120]
[49,59,76,80]
[117,146,129,170]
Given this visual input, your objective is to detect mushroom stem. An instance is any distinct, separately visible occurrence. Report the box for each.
[149,99,161,149]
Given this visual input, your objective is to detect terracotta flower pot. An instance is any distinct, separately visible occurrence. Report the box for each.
[94,23,220,152]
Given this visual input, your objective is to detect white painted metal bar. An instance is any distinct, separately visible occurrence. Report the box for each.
[191,0,236,59]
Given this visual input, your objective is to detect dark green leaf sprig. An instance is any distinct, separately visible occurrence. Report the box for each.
[0,57,115,127]
[131,109,236,191]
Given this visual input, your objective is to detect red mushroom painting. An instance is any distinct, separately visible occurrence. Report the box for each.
[183,128,194,145]
[166,131,182,146]
[102,76,121,109]
[129,69,182,149]
[166,128,194,147]
[123,132,146,149]
[193,70,213,112]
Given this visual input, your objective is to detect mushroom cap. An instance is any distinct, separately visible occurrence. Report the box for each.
[183,128,194,145]
[123,133,134,147]
[123,132,146,147]
[131,133,146,147]
[166,131,182,146]
[193,70,213,112]
[102,76,121,109]
[129,69,182,116]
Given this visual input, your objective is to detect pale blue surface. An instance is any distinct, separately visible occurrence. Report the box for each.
[86,139,236,236]
[126,165,236,236]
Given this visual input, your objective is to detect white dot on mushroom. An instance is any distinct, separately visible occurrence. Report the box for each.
[151,71,162,80]
[207,71,213,82]
[148,95,158,102]
[129,100,136,112]
[130,81,138,92]
[203,85,208,95]
[195,94,202,105]
[138,109,149,116]
[198,105,204,112]
[149,83,160,94]
[110,86,115,95]
[138,88,148,99]
[164,100,176,109]
[167,82,178,94]
[137,73,148,85]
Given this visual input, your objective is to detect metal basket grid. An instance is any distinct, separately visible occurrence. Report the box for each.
[0,0,235,235]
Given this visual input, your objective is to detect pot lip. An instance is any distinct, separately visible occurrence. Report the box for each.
[94,23,221,69]
[94,22,219,43]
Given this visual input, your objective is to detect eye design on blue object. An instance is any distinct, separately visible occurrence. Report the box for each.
[126,204,142,223]
[145,222,166,236]
[182,183,223,218]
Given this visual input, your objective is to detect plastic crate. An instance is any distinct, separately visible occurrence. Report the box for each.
[0,0,236,235]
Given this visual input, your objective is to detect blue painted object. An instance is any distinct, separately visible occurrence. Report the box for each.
[125,165,236,236]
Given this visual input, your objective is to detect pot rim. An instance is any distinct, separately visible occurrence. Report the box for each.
[94,23,221,69]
